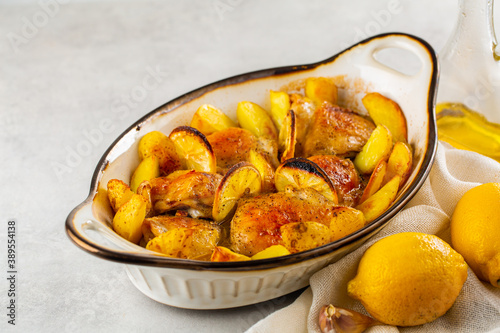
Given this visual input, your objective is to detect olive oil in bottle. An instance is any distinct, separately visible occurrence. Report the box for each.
[436,102,500,162]
[437,0,500,162]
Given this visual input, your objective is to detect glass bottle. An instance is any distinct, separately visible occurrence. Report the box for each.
[437,0,500,161]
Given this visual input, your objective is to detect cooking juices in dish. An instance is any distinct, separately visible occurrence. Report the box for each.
[106,77,413,261]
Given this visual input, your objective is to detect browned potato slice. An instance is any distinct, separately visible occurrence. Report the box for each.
[211,246,251,262]
[146,227,220,260]
[305,77,338,105]
[353,124,393,174]
[362,92,408,143]
[385,141,413,188]
[112,193,148,244]
[269,90,291,132]
[356,175,401,223]
[237,101,278,141]
[251,245,291,260]
[275,157,338,204]
[138,131,181,175]
[190,104,236,136]
[169,126,217,173]
[107,179,134,212]
[329,207,366,241]
[281,221,331,253]
[248,149,275,193]
[278,109,297,163]
[290,93,315,155]
[130,155,160,192]
[212,162,262,222]
[359,160,387,204]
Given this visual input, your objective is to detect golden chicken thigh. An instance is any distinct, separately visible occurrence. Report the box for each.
[304,102,375,157]
[138,171,222,218]
[230,188,336,256]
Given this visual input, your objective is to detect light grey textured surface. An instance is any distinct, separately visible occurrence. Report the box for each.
[1,0,458,332]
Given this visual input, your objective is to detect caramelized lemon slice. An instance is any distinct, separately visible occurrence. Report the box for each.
[278,109,297,163]
[212,162,262,222]
[169,126,216,173]
[274,157,338,203]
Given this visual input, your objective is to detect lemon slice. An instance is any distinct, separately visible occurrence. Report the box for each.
[169,126,216,173]
[212,161,262,222]
[274,157,338,203]
[278,109,297,163]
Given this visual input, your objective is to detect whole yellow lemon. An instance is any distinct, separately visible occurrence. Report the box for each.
[347,232,467,326]
[451,182,500,287]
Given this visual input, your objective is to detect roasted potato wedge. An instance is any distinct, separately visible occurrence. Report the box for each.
[305,77,338,106]
[248,149,275,193]
[211,246,251,262]
[281,221,331,253]
[359,160,387,204]
[138,131,181,175]
[190,104,236,136]
[329,207,366,241]
[212,162,262,222]
[251,245,291,260]
[107,179,134,212]
[130,155,160,192]
[356,175,401,223]
[146,227,220,260]
[169,126,217,173]
[112,193,148,244]
[237,101,278,141]
[362,92,408,143]
[275,157,338,203]
[385,141,413,188]
[269,90,291,132]
[278,109,297,163]
[354,124,393,174]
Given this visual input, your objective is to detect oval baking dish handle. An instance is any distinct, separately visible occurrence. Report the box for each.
[346,34,437,92]
[66,199,150,255]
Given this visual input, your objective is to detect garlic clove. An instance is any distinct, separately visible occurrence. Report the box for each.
[319,304,383,333]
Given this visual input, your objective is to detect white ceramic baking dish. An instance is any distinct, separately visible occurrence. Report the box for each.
[66,33,438,309]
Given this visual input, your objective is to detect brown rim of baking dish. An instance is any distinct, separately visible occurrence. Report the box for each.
[65,32,438,271]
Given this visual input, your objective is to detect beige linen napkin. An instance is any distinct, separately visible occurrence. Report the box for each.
[247,142,500,333]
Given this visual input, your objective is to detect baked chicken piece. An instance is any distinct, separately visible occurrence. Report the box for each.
[137,170,222,219]
[142,215,221,260]
[142,215,221,243]
[230,187,337,256]
[308,155,363,206]
[207,127,258,172]
[303,102,376,158]
[207,127,278,173]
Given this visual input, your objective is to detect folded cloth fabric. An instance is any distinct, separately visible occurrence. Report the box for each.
[247,142,500,333]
